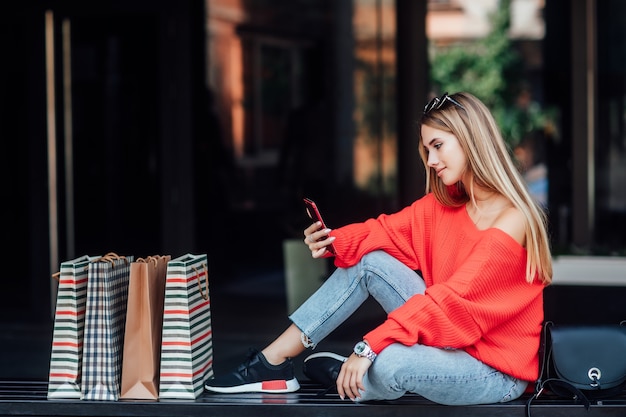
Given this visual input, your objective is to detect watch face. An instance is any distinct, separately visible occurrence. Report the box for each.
[354,341,376,361]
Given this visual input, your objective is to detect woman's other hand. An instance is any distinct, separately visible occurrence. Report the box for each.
[336,354,372,401]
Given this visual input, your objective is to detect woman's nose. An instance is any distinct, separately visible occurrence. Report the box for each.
[427,152,438,167]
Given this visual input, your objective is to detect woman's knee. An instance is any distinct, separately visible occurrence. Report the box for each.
[359,250,396,267]
[367,344,413,386]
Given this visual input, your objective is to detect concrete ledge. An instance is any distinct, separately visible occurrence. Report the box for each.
[552,256,626,286]
[2,380,626,417]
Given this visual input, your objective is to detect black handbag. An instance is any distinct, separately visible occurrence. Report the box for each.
[526,321,626,416]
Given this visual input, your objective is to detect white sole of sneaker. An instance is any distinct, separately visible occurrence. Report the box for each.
[303,352,347,362]
[205,378,300,394]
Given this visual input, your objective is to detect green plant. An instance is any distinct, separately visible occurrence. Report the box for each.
[429,0,555,148]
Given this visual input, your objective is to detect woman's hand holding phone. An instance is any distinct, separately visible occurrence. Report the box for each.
[303,222,336,258]
[303,198,336,257]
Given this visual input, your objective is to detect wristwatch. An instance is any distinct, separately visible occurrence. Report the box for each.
[353,341,377,362]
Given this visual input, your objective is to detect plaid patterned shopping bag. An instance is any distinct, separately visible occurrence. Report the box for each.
[81,253,133,401]
[159,253,213,400]
[47,255,97,399]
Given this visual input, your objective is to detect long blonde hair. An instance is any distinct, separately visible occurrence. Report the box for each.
[418,92,552,285]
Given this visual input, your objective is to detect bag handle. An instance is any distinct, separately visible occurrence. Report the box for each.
[525,378,590,417]
[535,321,553,391]
[192,263,209,300]
[51,255,96,279]
[526,321,591,416]
[52,253,129,280]
[92,252,129,267]
[135,256,160,268]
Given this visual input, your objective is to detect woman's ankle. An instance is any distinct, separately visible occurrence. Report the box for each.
[260,349,287,366]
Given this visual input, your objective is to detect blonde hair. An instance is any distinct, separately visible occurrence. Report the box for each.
[418,92,552,285]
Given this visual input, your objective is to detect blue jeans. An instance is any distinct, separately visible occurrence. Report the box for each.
[289,251,528,405]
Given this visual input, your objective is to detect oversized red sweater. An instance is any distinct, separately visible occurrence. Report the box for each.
[329,193,545,381]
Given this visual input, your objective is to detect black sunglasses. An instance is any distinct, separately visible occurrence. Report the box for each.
[423,92,465,114]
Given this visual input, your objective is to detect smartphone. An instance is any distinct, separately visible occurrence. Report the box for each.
[303,197,336,254]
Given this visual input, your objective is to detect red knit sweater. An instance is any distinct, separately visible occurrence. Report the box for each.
[330,193,545,381]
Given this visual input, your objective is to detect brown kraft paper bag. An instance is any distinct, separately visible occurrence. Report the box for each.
[120,255,170,400]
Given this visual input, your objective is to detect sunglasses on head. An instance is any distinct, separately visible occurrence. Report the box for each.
[423,92,465,114]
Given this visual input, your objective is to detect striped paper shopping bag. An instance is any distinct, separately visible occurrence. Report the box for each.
[81,253,133,401]
[159,253,213,400]
[47,255,97,399]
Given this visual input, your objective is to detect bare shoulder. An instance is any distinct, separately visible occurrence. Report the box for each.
[492,206,527,247]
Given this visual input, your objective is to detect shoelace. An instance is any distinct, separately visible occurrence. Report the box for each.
[316,384,337,397]
[237,349,259,377]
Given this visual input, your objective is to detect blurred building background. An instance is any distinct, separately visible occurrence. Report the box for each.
[1,0,625,377]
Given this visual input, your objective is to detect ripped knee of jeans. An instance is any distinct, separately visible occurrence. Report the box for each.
[300,332,316,349]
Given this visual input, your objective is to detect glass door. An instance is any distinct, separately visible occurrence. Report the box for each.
[0,2,162,321]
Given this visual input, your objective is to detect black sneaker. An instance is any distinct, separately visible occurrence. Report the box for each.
[302,352,347,388]
[204,349,300,394]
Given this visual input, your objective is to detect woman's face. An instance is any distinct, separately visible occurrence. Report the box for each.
[421,124,468,186]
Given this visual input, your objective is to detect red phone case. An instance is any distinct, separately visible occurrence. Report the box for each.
[303,198,336,254]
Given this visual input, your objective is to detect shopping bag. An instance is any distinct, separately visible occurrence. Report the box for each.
[159,253,213,400]
[120,255,170,400]
[47,255,97,399]
[81,253,133,401]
